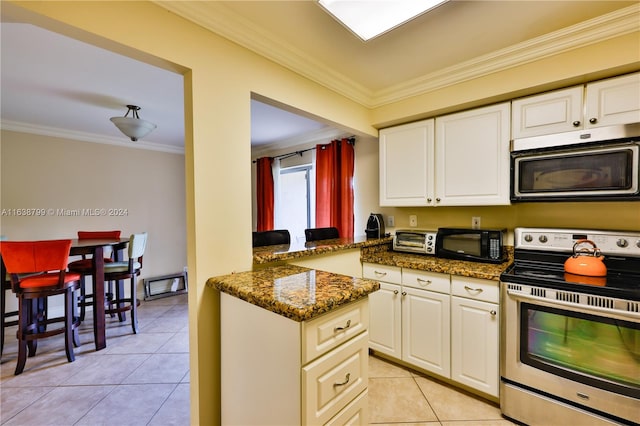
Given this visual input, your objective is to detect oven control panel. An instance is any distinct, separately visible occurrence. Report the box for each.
[515,227,640,257]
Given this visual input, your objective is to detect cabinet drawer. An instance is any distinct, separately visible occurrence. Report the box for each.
[303,332,369,425]
[363,263,402,284]
[325,389,368,426]
[451,277,499,303]
[302,299,368,364]
[402,269,450,293]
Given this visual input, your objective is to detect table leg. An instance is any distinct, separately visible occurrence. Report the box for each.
[92,246,106,350]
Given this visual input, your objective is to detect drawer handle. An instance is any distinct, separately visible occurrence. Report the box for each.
[464,285,483,293]
[416,278,432,286]
[333,373,351,387]
[374,271,387,277]
[334,320,351,332]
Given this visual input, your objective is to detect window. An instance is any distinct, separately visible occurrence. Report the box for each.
[275,164,315,243]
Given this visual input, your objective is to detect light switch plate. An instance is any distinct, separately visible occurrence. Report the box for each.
[409,215,417,227]
[387,215,395,227]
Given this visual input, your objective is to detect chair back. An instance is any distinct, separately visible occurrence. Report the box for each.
[304,227,339,242]
[78,230,121,240]
[252,230,291,247]
[0,240,72,274]
[128,233,148,260]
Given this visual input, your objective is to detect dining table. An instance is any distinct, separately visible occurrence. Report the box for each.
[70,237,129,351]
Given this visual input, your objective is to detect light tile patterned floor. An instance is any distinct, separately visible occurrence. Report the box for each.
[1,294,190,426]
[2,294,515,425]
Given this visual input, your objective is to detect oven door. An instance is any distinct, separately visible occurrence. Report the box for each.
[511,141,640,201]
[501,283,640,424]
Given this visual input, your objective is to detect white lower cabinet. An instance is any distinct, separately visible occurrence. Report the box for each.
[451,296,499,397]
[365,262,500,398]
[221,293,370,425]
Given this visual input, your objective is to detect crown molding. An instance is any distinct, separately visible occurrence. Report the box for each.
[372,3,640,107]
[158,2,639,109]
[1,120,185,155]
[156,1,372,106]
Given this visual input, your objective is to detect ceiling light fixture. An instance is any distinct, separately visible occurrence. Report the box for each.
[318,0,448,41]
[110,105,157,141]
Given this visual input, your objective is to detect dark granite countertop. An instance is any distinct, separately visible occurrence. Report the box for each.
[252,235,393,264]
[361,244,513,281]
[207,264,380,322]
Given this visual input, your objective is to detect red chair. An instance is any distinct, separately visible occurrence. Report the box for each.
[0,239,81,375]
[68,230,121,321]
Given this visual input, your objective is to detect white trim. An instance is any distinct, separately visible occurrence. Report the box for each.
[1,120,185,155]
[156,2,640,108]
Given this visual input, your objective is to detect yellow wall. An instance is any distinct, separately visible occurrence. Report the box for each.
[3,2,376,424]
[3,1,640,425]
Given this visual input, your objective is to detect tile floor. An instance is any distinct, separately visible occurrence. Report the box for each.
[1,294,190,426]
[1,294,516,425]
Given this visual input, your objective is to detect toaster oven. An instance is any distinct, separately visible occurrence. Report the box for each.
[393,229,437,255]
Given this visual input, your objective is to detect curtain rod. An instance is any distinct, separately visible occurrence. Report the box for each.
[252,136,355,163]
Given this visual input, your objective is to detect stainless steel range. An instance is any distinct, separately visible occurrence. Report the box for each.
[500,228,640,426]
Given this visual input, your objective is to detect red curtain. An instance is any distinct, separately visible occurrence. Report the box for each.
[256,157,274,231]
[315,138,354,238]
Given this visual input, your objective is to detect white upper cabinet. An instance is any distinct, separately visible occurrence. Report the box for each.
[379,119,434,206]
[435,102,511,206]
[585,72,640,128]
[512,86,583,139]
[512,72,640,139]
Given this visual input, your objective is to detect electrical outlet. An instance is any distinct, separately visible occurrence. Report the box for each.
[409,215,417,227]
[387,215,395,227]
[472,216,481,229]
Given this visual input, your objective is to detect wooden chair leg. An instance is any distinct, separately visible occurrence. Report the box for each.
[64,289,75,363]
[15,297,30,375]
[78,275,87,322]
[27,299,38,357]
[131,277,138,334]
[116,280,126,322]
[1,286,6,357]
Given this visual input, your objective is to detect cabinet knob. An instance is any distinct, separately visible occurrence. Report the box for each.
[490,310,497,316]
[572,120,580,127]
[393,290,399,295]
[435,198,441,202]
[589,117,598,124]
[427,198,432,203]
[401,291,407,296]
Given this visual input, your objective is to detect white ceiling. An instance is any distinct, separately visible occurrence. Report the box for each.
[1,1,637,154]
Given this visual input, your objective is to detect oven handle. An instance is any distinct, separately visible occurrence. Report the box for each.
[506,288,640,321]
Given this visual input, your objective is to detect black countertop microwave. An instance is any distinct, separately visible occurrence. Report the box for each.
[435,227,506,264]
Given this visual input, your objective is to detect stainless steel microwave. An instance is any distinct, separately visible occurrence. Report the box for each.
[511,123,640,202]
[435,227,506,263]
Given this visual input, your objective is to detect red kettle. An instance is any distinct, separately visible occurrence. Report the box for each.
[564,239,607,277]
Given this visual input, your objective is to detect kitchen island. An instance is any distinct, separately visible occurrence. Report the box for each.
[207,264,379,425]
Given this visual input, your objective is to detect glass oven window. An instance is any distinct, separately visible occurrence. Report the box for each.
[520,303,640,398]
[517,148,633,193]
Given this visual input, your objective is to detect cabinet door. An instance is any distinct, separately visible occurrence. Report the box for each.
[512,86,583,138]
[585,72,640,128]
[451,296,499,397]
[402,287,450,378]
[435,103,511,206]
[368,282,401,358]
[379,119,435,206]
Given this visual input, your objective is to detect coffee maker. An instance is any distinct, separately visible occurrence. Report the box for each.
[365,213,386,239]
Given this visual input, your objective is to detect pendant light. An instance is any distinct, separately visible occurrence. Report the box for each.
[110,105,157,141]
